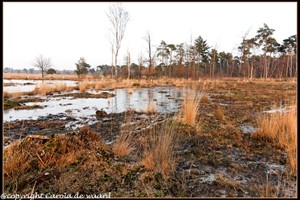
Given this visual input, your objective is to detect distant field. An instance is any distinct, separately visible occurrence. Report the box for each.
[3,72,297,82]
[3,73,82,80]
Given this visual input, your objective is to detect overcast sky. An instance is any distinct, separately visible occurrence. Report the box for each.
[3,2,297,70]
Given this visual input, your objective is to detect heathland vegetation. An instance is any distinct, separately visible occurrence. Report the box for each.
[3,3,297,198]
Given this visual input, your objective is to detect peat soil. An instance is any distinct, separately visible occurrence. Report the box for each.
[3,80,297,197]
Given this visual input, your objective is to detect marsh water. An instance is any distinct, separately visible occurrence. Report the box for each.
[4,80,197,126]
[3,79,78,93]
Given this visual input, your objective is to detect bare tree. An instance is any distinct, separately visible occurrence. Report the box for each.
[143,31,157,77]
[33,55,51,78]
[106,3,130,77]
[138,52,144,79]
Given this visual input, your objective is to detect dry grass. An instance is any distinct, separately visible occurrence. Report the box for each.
[178,91,200,126]
[260,172,295,197]
[141,122,177,177]
[36,82,53,96]
[4,73,79,80]
[127,88,133,94]
[3,126,109,192]
[11,92,23,99]
[112,112,138,157]
[3,92,11,98]
[256,107,297,174]
[4,82,70,98]
[199,93,209,103]
[54,83,66,91]
[215,173,241,190]
[94,81,107,90]
[79,80,89,92]
[215,105,225,120]
[246,101,253,107]
[112,131,134,157]
[65,86,74,92]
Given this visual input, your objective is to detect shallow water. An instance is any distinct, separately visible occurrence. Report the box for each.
[4,87,188,122]
[3,79,78,93]
[240,124,258,134]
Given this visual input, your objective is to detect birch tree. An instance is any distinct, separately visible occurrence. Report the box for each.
[106,3,130,77]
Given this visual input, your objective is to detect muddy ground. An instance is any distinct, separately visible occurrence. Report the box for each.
[3,80,297,197]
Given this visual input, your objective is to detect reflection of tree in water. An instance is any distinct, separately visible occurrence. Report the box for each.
[125,89,131,110]
[147,88,153,112]
[104,87,185,114]
[137,90,143,112]
[111,90,117,113]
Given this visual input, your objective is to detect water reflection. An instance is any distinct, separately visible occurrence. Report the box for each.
[4,86,186,122]
[3,79,78,93]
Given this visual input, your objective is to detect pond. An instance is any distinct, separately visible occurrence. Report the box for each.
[4,86,197,123]
[3,79,78,93]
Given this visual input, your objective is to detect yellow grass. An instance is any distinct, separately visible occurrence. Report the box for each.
[37,82,53,96]
[65,86,74,92]
[199,92,209,103]
[112,132,134,157]
[178,91,201,126]
[95,81,105,90]
[4,73,297,83]
[11,92,22,99]
[54,83,67,92]
[4,73,79,80]
[4,126,108,176]
[256,107,297,174]
[4,82,70,98]
[215,105,225,120]
[127,88,133,94]
[79,80,89,92]
[141,122,177,177]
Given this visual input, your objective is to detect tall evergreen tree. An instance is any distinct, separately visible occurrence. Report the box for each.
[75,57,91,78]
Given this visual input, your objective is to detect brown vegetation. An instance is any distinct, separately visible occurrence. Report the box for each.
[4,73,79,80]
[79,80,89,92]
[177,91,201,126]
[112,131,134,157]
[141,122,177,177]
[4,126,110,193]
[3,77,297,197]
[255,107,297,174]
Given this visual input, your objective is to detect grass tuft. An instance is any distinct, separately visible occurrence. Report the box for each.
[255,106,297,174]
[79,80,89,92]
[178,91,200,126]
[141,122,177,178]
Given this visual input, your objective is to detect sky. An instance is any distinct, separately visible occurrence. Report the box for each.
[3,2,297,70]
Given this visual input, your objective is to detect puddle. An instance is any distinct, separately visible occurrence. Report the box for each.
[199,174,216,185]
[263,105,296,114]
[240,124,258,134]
[263,108,285,113]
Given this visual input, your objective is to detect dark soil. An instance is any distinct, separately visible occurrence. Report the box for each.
[54,92,116,99]
[4,97,45,110]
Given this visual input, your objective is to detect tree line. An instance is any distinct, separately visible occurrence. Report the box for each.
[77,23,296,80]
[31,3,297,80]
